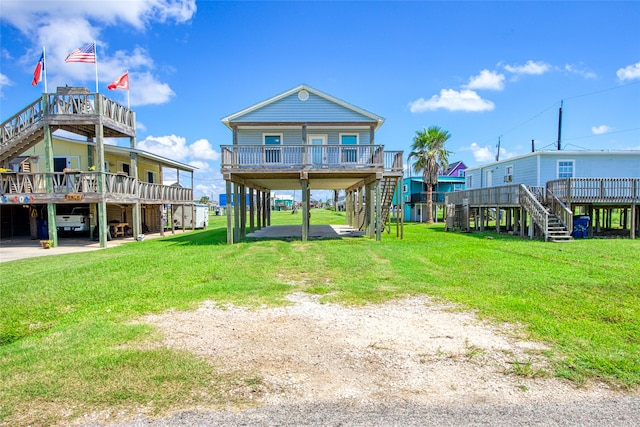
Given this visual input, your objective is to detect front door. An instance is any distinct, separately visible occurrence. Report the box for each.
[308,134,327,166]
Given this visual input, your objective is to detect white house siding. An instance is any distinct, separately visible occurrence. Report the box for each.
[465,151,640,189]
[236,127,372,145]
[238,92,375,123]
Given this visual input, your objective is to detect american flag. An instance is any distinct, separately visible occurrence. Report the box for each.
[65,42,96,63]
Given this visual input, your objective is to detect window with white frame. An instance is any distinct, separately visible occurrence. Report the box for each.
[340,133,358,163]
[504,165,513,183]
[264,134,282,163]
[467,175,473,188]
[558,160,574,178]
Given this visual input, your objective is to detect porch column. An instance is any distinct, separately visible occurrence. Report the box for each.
[249,187,255,233]
[376,180,382,241]
[631,203,636,239]
[234,183,240,242]
[43,120,58,247]
[226,180,233,244]
[95,115,108,248]
[301,179,309,241]
[367,183,374,239]
[130,139,141,238]
[256,189,262,230]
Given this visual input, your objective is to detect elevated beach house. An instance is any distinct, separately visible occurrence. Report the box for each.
[446,150,640,241]
[1,87,195,247]
[220,84,404,243]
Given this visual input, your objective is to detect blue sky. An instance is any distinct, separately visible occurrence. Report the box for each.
[1,0,639,200]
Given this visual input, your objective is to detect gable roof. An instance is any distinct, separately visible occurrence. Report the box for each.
[221,84,385,130]
[444,161,467,176]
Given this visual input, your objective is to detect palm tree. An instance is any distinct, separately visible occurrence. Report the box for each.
[408,126,452,223]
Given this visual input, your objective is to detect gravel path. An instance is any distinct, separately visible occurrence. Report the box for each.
[81,293,639,426]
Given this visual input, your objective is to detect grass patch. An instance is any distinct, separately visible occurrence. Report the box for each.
[1,209,639,424]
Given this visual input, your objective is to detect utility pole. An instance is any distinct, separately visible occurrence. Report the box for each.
[557,100,563,150]
[495,137,501,162]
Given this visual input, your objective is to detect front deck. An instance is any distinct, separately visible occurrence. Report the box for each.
[446,178,640,240]
[221,144,404,243]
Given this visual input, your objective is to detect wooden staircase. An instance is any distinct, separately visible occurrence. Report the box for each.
[379,175,400,232]
[545,211,573,242]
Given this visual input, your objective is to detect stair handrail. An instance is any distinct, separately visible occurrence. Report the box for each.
[519,184,550,241]
[0,98,45,147]
[546,188,573,236]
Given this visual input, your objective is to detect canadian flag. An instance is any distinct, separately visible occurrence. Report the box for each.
[107,72,129,90]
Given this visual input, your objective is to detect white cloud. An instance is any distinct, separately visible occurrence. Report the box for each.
[189,139,220,161]
[617,62,640,81]
[137,134,189,161]
[504,60,551,75]
[136,121,147,132]
[409,89,495,113]
[3,1,190,105]
[1,0,196,33]
[564,64,597,79]
[592,125,612,135]
[461,142,519,164]
[465,69,505,91]
[129,72,175,106]
[0,73,12,96]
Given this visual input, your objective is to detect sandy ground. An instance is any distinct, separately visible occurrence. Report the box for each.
[141,293,628,406]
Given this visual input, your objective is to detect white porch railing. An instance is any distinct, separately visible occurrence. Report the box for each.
[221,144,385,169]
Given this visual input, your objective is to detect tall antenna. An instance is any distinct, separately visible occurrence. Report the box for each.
[557,100,563,150]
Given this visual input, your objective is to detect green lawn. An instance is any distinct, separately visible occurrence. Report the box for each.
[1,208,639,424]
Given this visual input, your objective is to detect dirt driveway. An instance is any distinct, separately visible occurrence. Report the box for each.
[142,293,614,403]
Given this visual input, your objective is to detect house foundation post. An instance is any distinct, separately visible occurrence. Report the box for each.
[234,183,240,242]
[239,184,246,238]
[631,203,636,239]
[301,179,309,241]
[368,183,375,239]
[376,179,382,241]
[43,121,58,247]
[226,180,233,244]
[95,116,108,248]
[249,187,255,233]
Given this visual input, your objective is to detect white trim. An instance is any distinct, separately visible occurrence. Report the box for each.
[339,133,359,144]
[117,161,130,175]
[307,134,327,145]
[145,170,156,183]
[263,133,283,145]
[221,84,385,130]
[557,159,575,179]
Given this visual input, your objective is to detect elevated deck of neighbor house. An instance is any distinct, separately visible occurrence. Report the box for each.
[446,178,640,241]
[1,88,193,205]
[1,88,195,244]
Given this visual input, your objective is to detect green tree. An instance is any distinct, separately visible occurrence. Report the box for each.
[198,196,210,205]
[408,126,452,223]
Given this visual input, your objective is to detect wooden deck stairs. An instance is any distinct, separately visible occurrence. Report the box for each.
[545,211,573,242]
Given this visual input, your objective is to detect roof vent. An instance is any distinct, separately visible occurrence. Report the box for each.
[298,89,309,101]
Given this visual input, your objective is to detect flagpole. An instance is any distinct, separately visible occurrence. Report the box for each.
[94,41,99,93]
[43,46,48,93]
[127,70,130,109]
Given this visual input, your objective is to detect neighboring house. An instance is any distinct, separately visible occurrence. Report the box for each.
[0,87,195,246]
[447,150,640,240]
[397,161,467,222]
[219,84,404,243]
[464,150,639,189]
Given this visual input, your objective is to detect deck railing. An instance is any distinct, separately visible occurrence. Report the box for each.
[520,184,550,241]
[1,172,191,202]
[221,144,385,169]
[445,184,521,206]
[547,178,640,203]
[384,150,404,173]
[1,92,135,148]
